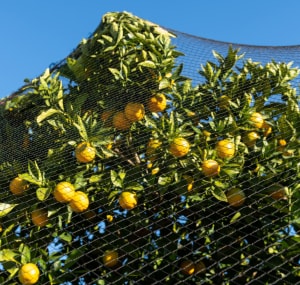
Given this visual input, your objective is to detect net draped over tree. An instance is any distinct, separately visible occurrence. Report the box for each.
[0,11,299,285]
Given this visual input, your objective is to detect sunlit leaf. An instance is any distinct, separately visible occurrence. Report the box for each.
[0,203,17,217]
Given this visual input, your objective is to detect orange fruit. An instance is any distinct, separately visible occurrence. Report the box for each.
[100,110,114,122]
[243,131,260,147]
[75,142,96,163]
[106,143,113,150]
[202,160,220,177]
[146,139,162,161]
[218,95,230,109]
[9,177,30,196]
[262,122,272,137]
[103,250,118,268]
[183,175,194,192]
[119,192,137,210]
[202,130,211,138]
[268,183,288,200]
[216,139,235,159]
[169,137,190,158]
[278,139,287,147]
[106,214,114,222]
[53,181,75,203]
[151,167,160,175]
[194,261,206,274]
[124,102,145,122]
[180,260,195,275]
[69,191,89,213]
[249,112,264,129]
[83,210,97,220]
[112,111,131,130]
[226,188,246,207]
[147,93,167,113]
[18,263,40,285]
[23,134,30,149]
[31,209,48,227]
[277,139,287,152]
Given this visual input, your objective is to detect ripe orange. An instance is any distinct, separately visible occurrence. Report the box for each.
[103,250,118,268]
[69,191,89,213]
[268,183,288,200]
[9,177,30,196]
[277,139,287,152]
[202,160,220,177]
[147,93,167,113]
[194,261,206,274]
[106,214,114,222]
[243,131,260,147]
[180,260,195,275]
[262,122,272,137]
[218,95,230,109]
[23,134,30,149]
[169,137,190,158]
[151,167,160,175]
[18,263,40,285]
[183,175,194,192]
[278,139,287,147]
[112,111,131,130]
[249,112,264,129]
[216,139,235,159]
[119,192,137,210]
[124,102,145,122]
[226,188,246,207]
[31,209,48,227]
[53,181,76,203]
[202,130,211,138]
[146,139,162,161]
[75,142,96,163]
[83,210,97,220]
[100,110,114,122]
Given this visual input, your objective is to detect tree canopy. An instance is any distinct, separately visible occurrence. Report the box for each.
[0,11,299,285]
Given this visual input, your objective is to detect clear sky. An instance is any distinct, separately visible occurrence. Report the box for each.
[1,0,300,98]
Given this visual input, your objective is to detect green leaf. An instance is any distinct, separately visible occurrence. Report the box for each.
[125,182,144,191]
[0,203,17,217]
[159,78,170,90]
[59,232,72,243]
[64,248,86,269]
[73,115,88,141]
[211,187,227,202]
[19,244,31,264]
[89,174,103,184]
[36,187,51,201]
[158,175,172,186]
[19,173,41,186]
[138,60,156,68]
[108,190,119,201]
[110,170,123,188]
[222,168,240,177]
[214,180,227,189]
[36,108,62,125]
[230,211,241,223]
[108,67,121,79]
[57,81,64,111]
[0,249,19,263]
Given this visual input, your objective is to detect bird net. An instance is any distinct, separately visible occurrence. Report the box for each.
[0,11,299,285]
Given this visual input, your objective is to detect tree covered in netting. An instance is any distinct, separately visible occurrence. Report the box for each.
[0,11,299,285]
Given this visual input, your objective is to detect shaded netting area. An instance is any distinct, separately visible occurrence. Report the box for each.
[0,11,299,285]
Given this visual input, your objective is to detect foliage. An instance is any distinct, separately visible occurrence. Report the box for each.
[0,11,299,284]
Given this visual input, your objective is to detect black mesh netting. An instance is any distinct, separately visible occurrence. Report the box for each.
[0,11,299,285]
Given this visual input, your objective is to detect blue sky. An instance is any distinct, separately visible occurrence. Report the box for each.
[1,0,300,98]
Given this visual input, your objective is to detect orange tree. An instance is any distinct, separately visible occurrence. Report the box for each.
[0,11,299,284]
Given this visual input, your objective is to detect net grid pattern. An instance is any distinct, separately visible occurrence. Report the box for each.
[0,11,299,285]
